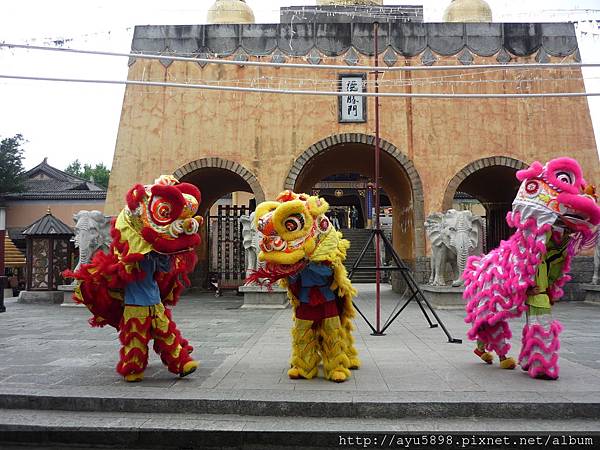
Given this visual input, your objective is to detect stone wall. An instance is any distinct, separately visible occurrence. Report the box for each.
[564,256,595,302]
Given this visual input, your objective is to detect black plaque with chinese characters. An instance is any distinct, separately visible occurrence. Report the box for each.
[338,74,367,123]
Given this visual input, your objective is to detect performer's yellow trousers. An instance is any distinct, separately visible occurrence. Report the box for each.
[116,303,195,378]
[288,316,359,382]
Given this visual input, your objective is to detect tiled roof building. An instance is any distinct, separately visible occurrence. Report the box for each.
[1,158,106,249]
[5,158,106,201]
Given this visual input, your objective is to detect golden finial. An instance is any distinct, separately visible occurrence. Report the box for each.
[443,0,493,23]
[207,1,255,24]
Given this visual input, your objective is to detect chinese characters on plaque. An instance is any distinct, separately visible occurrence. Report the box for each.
[339,74,366,123]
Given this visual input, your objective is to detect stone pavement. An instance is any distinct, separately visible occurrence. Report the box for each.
[1,284,600,446]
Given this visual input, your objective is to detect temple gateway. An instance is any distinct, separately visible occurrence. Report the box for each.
[106,1,599,288]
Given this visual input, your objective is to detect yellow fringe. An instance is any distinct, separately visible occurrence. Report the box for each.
[319,317,351,381]
[288,319,319,379]
[341,322,361,369]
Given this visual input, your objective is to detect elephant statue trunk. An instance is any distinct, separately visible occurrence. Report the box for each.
[452,213,478,286]
[453,232,471,286]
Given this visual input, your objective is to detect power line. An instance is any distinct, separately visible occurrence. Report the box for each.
[1,73,598,99]
[5,72,590,93]
[3,43,600,73]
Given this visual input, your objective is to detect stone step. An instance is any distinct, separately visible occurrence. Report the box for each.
[351,278,378,283]
[346,249,376,255]
[0,408,599,449]
[2,391,599,420]
[1,408,599,449]
[345,260,377,266]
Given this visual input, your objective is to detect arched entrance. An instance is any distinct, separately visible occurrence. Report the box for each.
[174,158,265,289]
[285,133,425,263]
[442,156,527,251]
[311,173,392,230]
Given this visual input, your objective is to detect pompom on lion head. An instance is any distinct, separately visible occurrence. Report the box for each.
[122,175,203,254]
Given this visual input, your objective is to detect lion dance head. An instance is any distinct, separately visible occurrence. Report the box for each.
[121,175,203,254]
[246,190,348,286]
[512,157,600,242]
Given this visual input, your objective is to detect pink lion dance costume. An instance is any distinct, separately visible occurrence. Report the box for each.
[464,157,600,380]
[66,175,203,382]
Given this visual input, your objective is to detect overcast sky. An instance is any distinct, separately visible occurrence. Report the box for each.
[1,0,599,171]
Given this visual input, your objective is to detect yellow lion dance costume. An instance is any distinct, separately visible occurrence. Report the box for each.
[246,191,360,382]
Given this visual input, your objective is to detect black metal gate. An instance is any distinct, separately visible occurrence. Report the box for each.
[486,205,512,252]
[208,205,248,295]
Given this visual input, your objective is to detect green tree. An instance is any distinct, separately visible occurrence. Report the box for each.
[65,159,111,188]
[65,160,82,176]
[0,134,27,193]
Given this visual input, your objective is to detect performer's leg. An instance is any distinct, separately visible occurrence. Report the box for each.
[519,318,530,372]
[117,305,152,382]
[341,318,360,370]
[478,321,516,369]
[318,316,351,382]
[473,340,493,364]
[518,308,561,380]
[288,318,319,380]
[151,303,198,377]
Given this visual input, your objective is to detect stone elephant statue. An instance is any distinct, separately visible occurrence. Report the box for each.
[72,210,112,280]
[592,238,600,285]
[425,209,484,287]
[240,212,259,282]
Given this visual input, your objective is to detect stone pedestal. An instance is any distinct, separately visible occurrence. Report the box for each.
[58,284,85,308]
[18,290,64,304]
[3,288,13,299]
[238,284,288,309]
[581,283,600,305]
[420,285,465,310]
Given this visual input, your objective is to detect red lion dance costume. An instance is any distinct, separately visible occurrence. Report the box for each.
[67,175,203,382]
[464,158,600,380]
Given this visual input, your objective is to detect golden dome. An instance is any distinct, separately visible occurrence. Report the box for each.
[443,0,492,22]
[207,0,255,24]
[317,1,384,5]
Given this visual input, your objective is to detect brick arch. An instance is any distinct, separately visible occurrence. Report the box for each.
[284,133,426,257]
[442,156,528,211]
[173,157,265,203]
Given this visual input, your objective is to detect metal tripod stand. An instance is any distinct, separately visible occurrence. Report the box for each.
[347,228,461,343]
